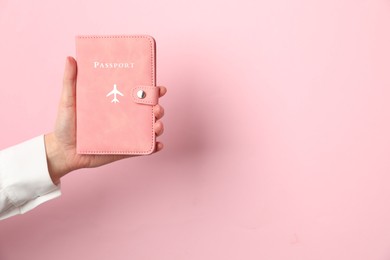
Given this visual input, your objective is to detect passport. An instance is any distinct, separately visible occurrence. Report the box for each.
[75,35,159,155]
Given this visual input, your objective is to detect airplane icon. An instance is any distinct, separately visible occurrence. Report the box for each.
[106,84,124,103]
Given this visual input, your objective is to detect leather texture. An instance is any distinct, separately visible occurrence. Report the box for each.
[75,35,158,154]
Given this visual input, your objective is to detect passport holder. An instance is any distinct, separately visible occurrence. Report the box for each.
[75,35,159,155]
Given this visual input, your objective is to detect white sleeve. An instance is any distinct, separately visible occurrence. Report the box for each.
[0,135,61,220]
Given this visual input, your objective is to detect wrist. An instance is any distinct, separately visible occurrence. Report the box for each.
[44,133,71,185]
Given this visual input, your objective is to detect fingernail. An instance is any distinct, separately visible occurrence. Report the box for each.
[66,56,73,64]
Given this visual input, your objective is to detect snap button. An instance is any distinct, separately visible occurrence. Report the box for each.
[137,90,146,99]
[132,85,159,105]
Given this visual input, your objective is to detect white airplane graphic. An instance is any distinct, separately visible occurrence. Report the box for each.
[106,84,124,103]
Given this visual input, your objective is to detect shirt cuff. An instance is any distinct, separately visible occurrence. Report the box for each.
[0,135,61,220]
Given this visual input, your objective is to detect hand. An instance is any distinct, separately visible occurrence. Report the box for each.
[44,56,167,185]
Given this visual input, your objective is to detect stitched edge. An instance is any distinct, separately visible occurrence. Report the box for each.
[76,35,156,155]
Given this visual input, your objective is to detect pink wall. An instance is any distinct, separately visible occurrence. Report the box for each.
[1,0,390,259]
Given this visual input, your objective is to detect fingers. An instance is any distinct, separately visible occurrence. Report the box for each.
[154,87,166,151]
[154,87,165,134]
[154,88,166,153]
[155,142,164,152]
[61,56,78,108]
[159,86,167,97]
[154,121,164,136]
[153,104,164,119]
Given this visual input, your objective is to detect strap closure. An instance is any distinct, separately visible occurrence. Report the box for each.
[131,85,160,106]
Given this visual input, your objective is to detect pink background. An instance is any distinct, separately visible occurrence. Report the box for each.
[1,0,390,259]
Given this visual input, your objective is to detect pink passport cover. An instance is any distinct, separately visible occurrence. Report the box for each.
[75,35,157,154]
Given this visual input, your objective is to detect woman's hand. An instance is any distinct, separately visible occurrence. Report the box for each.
[44,56,166,185]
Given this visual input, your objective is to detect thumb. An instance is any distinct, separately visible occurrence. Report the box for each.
[60,56,77,108]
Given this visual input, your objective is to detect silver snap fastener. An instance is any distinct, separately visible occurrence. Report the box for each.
[137,90,146,99]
